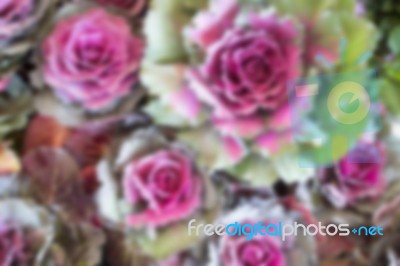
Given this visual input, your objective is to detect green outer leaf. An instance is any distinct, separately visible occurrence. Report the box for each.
[332,0,356,12]
[269,0,332,16]
[337,13,378,68]
[137,208,218,260]
[389,26,400,55]
[144,0,207,63]
[144,10,188,63]
[141,62,206,127]
[269,0,355,17]
[0,75,33,137]
[269,0,377,70]
[0,0,58,73]
[271,151,315,184]
[140,63,185,96]
[144,101,190,127]
[178,127,245,170]
[380,78,400,115]
[229,153,279,187]
[380,59,400,115]
[137,220,201,260]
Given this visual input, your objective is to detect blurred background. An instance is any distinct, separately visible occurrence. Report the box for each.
[1,0,400,265]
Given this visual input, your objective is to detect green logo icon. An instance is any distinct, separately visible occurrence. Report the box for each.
[287,70,380,168]
[327,81,370,125]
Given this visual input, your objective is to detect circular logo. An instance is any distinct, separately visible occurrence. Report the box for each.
[327,81,370,125]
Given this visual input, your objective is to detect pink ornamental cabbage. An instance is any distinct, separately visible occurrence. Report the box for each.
[220,234,285,266]
[0,0,54,73]
[188,11,300,151]
[42,8,142,110]
[123,148,202,228]
[0,0,37,41]
[0,223,29,266]
[335,141,385,200]
[321,141,386,207]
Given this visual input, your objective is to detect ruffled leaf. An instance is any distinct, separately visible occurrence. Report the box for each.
[178,127,247,170]
[228,153,279,186]
[53,223,105,266]
[0,0,58,73]
[0,75,32,138]
[145,101,192,127]
[388,26,400,55]
[23,147,93,220]
[271,150,315,184]
[380,59,400,114]
[144,0,207,63]
[136,210,215,260]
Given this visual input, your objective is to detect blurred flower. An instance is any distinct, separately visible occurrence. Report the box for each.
[142,0,378,185]
[208,200,316,266]
[0,0,391,264]
[42,8,143,110]
[0,0,34,41]
[0,199,105,265]
[122,132,202,228]
[0,0,54,72]
[0,222,30,265]
[188,12,299,139]
[93,0,148,16]
[142,7,304,176]
[0,200,57,265]
[320,141,386,208]
[335,142,385,199]
[109,129,218,259]
[219,233,285,266]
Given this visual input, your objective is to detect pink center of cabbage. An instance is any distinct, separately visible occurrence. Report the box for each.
[152,168,181,199]
[239,242,270,266]
[76,31,109,67]
[243,58,268,84]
